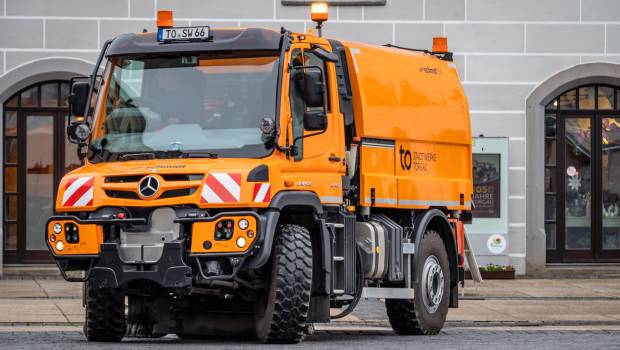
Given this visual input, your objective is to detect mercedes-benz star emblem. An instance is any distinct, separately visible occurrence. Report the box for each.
[138,175,159,198]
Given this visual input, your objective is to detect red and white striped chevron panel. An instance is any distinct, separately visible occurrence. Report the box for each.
[62,176,94,207]
[200,173,241,203]
[252,183,271,203]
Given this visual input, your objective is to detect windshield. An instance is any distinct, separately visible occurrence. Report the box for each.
[90,52,279,162]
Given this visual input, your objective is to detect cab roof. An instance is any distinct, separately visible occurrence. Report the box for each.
[106,28,283,57]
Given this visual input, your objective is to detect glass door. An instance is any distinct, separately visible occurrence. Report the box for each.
[24,114,55,254]
[561,116,594,259]
[545,84,620,262]
[600,117,620,258]
[3,81,73,264]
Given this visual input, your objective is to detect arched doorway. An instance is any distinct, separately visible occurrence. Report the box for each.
[544,84,620,262]
[3,80,81,263]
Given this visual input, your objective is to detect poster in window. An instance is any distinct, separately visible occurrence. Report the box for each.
[473,153,501,218]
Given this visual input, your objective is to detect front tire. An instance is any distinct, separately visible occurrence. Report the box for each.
[386,229,450,335]
[255,224,313,344]
[84,281,126,342]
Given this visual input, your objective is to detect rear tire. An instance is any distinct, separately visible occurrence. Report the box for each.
[126,296,165,338]
[255,224,313,344]
[84,281,126,342]
[386,229,450,335]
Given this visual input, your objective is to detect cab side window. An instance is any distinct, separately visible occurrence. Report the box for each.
[289,49,329,161]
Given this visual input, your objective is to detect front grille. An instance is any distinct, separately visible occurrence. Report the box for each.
[161,174,203,181]
[159,188,198,199]
[105,190,141,200]
[104,173,202,200]
[105,174,202,183]
[105,175,144,183]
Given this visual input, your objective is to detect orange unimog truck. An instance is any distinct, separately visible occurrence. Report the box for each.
[47,4,472,344]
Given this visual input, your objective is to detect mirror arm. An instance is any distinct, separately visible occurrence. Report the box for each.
[291,128,327,150]
[83,40,111,118]
[310,45,339,63]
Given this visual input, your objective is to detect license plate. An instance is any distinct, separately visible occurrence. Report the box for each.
[157,26,211,42]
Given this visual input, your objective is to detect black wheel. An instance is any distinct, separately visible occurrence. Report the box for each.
[255,224,313,344]
[84,280,126,342]
[126,296,165,338]
[386,229,450,335]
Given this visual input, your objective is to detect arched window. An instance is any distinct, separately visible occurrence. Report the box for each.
[545,84,620,262]
[3,80,77,263]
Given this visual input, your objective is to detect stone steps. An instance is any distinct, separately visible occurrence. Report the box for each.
[537,264,620,278]
[1,265,61,280]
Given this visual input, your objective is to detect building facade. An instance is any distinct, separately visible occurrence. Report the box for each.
[2,0,620,275]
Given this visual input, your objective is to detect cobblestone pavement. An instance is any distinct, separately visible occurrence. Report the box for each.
[1,277,619,348]
[0,326,619,350]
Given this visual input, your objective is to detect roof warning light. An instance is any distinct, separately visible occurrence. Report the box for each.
[310,2,329,37]
[157,10,174,28]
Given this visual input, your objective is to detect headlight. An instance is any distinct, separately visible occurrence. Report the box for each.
[238,219,249,230]
[55,241,65,251]
[53,223,62,234]
[236,237,247,248]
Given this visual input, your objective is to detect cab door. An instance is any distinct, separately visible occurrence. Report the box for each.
[282,44,345,204]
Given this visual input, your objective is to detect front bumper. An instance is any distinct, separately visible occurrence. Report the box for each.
[90,241,192,289]
[46,210,276,287]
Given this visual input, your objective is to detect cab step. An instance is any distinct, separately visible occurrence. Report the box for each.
[361,287,415,299]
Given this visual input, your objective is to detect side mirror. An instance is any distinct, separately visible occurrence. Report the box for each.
[302,69,325,108]
[68,81,90,118]
[303,110,327,131]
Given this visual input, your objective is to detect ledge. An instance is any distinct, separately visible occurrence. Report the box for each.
[282,0,386,6]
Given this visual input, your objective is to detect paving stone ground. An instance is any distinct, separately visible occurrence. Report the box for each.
[1,278,619,325]
[1,277,620,349]
[0,326,618,350]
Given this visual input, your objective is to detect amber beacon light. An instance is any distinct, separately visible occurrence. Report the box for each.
[432,36,448,53]
[157,10,174,28]
[310,2,329,37]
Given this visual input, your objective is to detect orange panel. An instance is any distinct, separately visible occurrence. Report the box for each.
[191,215,258,254]
[395,140,472,210]
[359,143,396,207]
[343,42,471,147]
[47,220,103,256]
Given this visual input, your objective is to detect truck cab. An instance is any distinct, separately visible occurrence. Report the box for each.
[47,7,471,344]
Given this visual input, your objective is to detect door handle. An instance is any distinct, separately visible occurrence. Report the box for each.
[328,155,341,162]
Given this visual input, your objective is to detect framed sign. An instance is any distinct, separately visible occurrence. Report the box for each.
[473,153,501,218]
[468,137,509,233]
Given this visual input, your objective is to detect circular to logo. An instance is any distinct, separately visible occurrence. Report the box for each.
[138,175,160,198]
[486,234,507,255]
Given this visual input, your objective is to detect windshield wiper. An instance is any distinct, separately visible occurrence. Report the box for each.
[180,151,219,159]
[110,150,219,161]
[119,152,156,161]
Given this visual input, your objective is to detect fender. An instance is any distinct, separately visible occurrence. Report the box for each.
[412,209,457,286]
[244,191,324,269]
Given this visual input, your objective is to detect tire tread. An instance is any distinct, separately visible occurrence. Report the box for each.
[258,224,313,344]
[84,281,125,342]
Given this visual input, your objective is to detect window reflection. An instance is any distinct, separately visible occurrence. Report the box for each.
[41,83,59,107]
[602,118,620,249]
[598,86,615,110]
[20,86,39,107]
[565,118,591,250]
[4,111,17,136]
[559,89,577,109]
[579,86,595,109]
[4,223,17,250]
